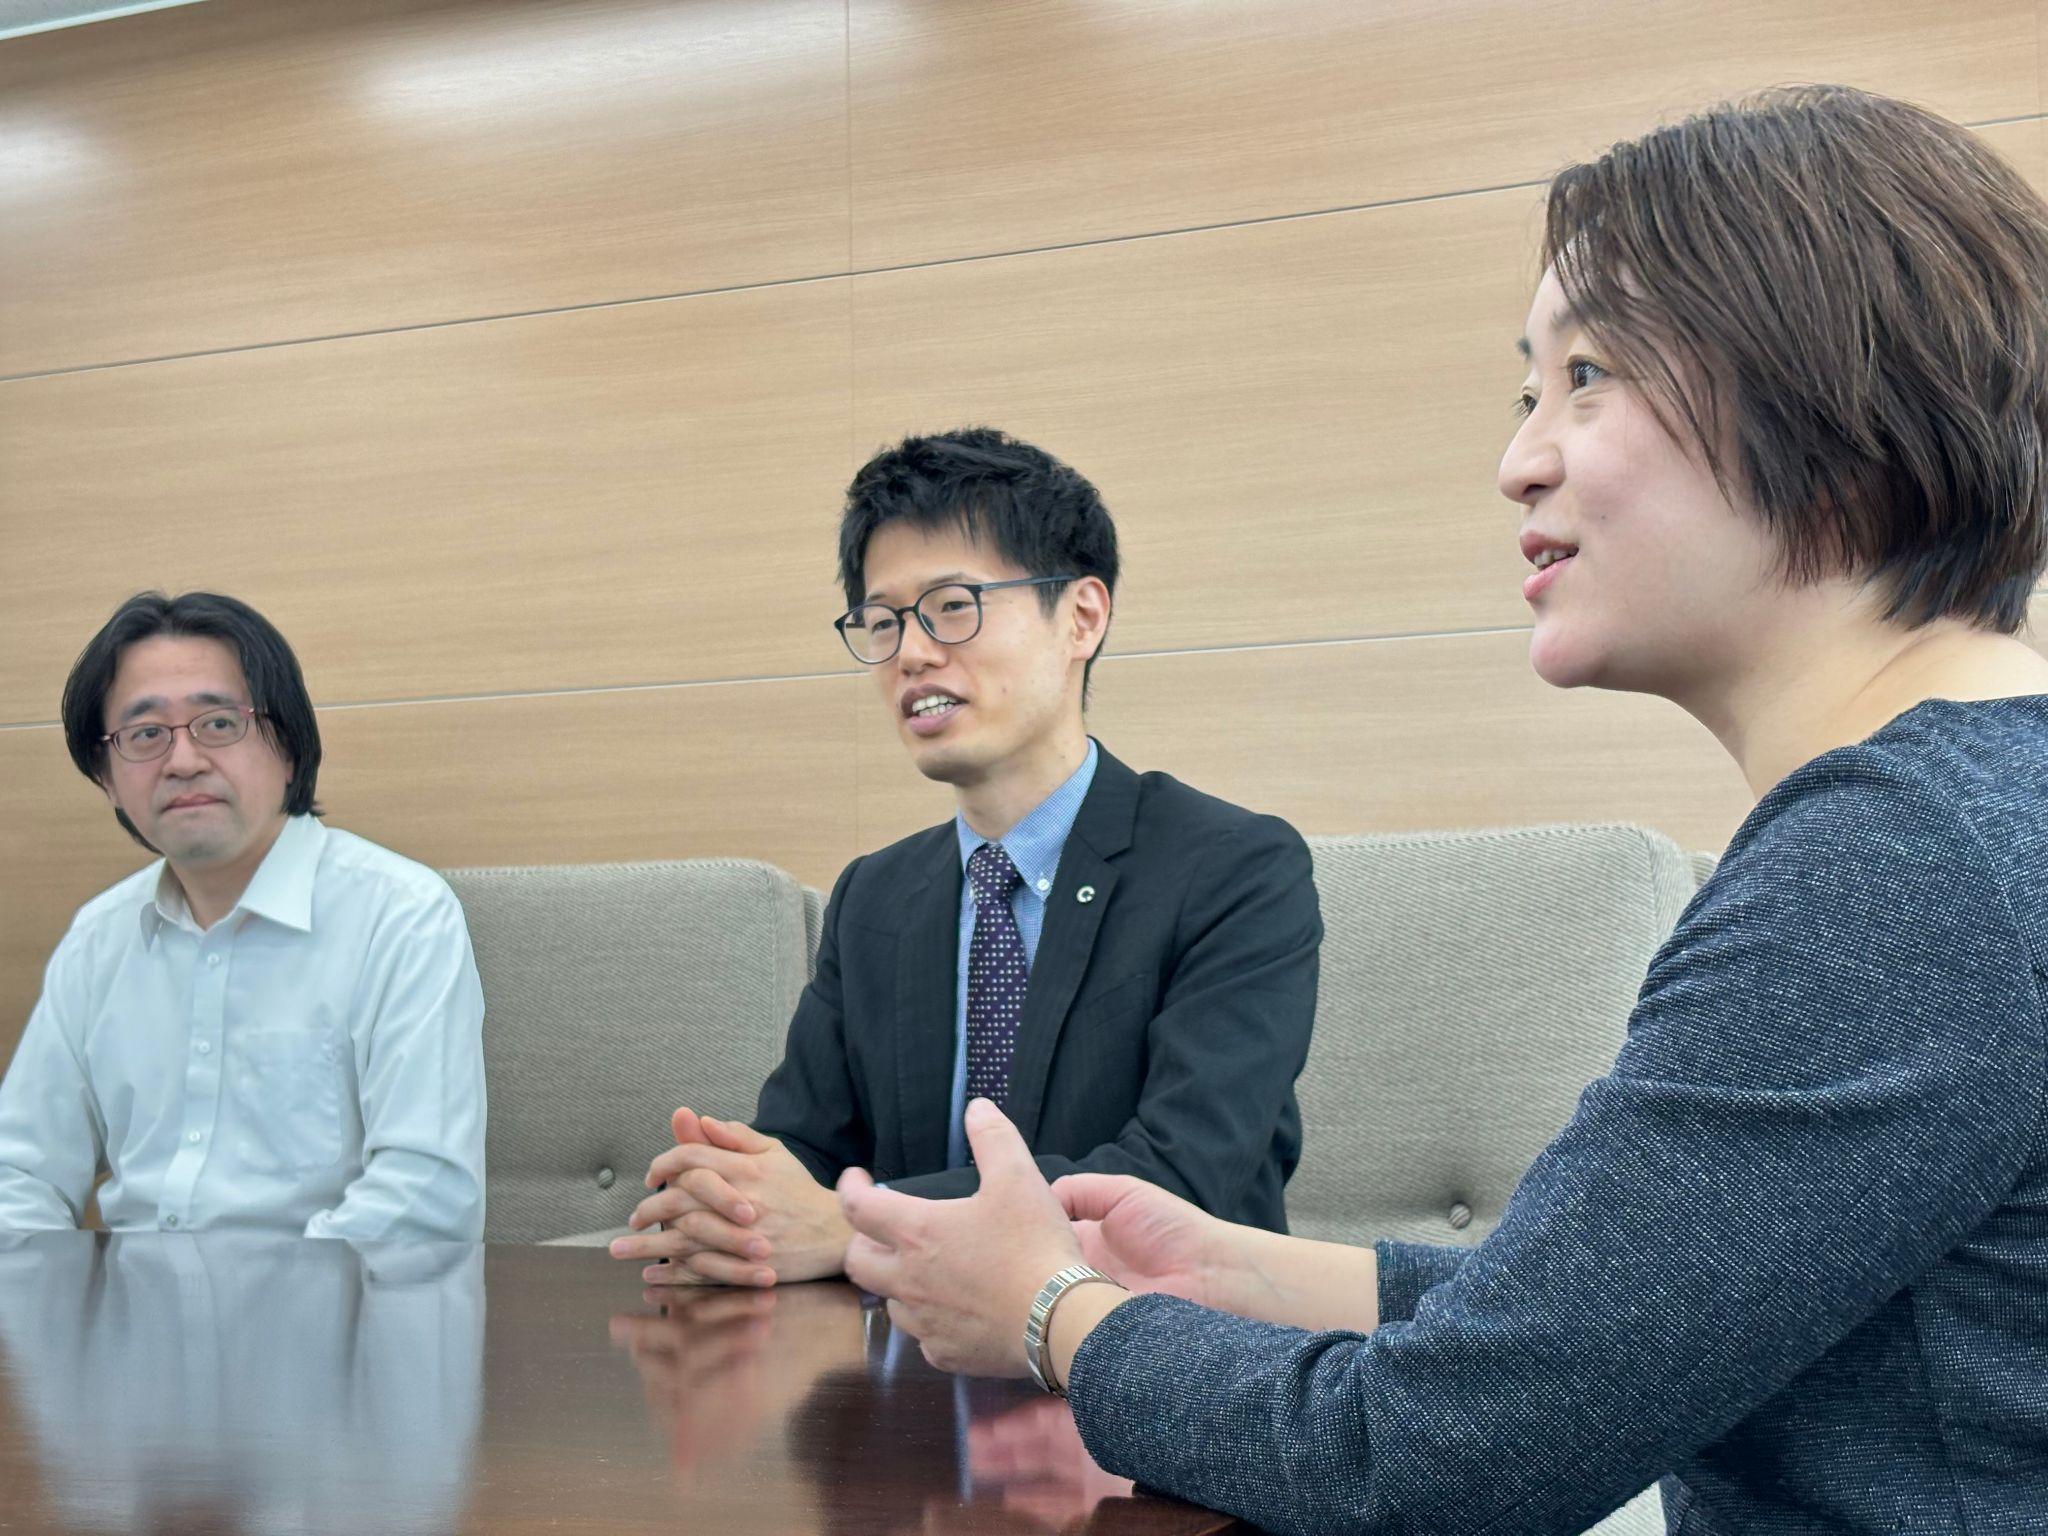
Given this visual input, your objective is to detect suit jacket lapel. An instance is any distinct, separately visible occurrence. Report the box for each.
[894,832,962,1176]
[1005,748,1140,1142]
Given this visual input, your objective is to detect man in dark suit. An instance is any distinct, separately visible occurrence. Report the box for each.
[608,428,1320,1287]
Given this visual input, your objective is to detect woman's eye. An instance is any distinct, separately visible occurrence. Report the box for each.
[1512,391,1537,419]
[1568,358,1608,390]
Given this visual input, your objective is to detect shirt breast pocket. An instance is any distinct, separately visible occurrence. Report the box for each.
[230,1025,350,1175]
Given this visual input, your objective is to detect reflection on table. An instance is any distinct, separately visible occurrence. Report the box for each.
[611,1283,1209,1536]
[0,1230,481,1536]
[0,1234,1240,1536]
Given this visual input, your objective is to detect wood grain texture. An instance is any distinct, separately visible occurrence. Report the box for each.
[311,675,863,884]
[852,184,1544,658]
[4,181,1549,724]
[0,1239,1247,1535]
[848,0,2041,268]
[0,276,856,725]
[0,0,850,376]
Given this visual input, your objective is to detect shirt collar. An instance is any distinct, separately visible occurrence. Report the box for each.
[137,815,325,944]
[955,739,1100,900]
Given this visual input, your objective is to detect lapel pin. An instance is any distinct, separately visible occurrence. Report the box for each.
[1076,885,1097,904]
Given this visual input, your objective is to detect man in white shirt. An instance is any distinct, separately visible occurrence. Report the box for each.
[0,591,487,1240]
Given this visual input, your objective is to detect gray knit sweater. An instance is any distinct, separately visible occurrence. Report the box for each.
[1070,697,2048,1534]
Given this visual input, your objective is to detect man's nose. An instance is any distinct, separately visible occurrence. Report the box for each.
[162,726,210,774]
[895,615,947,670]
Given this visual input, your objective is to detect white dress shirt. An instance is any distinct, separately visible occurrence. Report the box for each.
[0,814,487,1240]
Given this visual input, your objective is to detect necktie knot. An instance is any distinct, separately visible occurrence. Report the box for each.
[968,842,1023,906]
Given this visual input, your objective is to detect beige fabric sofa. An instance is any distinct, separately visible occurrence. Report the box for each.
[448,824,1711,1536]
[446,858,810,1245]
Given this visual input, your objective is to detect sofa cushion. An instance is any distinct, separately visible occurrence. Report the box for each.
[445,858,809,1243]
[1294,824,1698,1250]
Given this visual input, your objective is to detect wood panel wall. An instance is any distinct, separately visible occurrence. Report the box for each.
[2,0,2042,1072]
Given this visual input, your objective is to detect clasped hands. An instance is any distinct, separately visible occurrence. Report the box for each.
[615,1096,1241,1387]
[611,1107,854,1287]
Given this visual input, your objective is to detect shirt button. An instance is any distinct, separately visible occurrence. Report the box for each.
[207,954,221,967]
[196,1041,212,1055]
[164,1215,180,1229]
[187,1131,203,1144]
[1448,1201,1474,1231]
[1035,878,1051,894]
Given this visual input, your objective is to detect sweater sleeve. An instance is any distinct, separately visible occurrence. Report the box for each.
[1373,1239,1470,1324]
[1067,759,2044,1536]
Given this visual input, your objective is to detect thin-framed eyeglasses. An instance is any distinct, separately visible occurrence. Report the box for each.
[102,705,264,764]
[834,575,1076,664]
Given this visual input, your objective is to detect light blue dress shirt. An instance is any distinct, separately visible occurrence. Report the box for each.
[947,739,1098,1169]
[0,814,488,1241]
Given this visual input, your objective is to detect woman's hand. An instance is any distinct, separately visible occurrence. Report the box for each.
[1053,1173,1241,1311]
[837,1098,1112,1377]
[1060,1170,1382,1333]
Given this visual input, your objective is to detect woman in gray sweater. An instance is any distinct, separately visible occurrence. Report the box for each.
[836,86,2048,1535]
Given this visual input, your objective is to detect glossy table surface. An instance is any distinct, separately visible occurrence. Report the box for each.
[0,1231,1244,1536]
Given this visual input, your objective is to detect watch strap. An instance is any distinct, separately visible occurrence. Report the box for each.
[1023,1264,1116,1396]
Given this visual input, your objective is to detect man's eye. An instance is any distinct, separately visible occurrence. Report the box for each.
[197,714,238,737]
[870,614,899,634]
[128,725,165,744]
[938,600,974,614]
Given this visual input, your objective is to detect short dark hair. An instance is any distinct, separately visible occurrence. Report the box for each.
[838,428,1121,691]
[1544,84,2048,632]
[61,591,324,851]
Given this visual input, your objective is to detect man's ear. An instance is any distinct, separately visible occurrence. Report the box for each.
[1068,576,1113,660]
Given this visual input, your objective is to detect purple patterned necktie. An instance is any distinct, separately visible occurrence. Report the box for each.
[965,842,1029,1108]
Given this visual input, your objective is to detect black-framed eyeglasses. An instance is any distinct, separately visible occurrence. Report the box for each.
[834,575,1076,665]
[102,705,263,764]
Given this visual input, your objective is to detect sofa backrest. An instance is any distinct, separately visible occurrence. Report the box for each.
[446,858,810,1243]
[1293,825,1699,1250]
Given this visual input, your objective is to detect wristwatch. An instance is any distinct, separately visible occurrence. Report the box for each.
[1023,1264,1117,1396]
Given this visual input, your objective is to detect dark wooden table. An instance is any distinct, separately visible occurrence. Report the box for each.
[0,1231,1244,1536]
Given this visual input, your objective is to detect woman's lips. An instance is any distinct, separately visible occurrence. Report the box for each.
[1522,553,1575,603]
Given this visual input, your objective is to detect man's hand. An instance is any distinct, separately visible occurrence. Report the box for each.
[610,1108,852,1287]
[838,1098,1103,1377]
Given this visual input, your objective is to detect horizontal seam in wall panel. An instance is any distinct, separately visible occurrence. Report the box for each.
[0,624,1548,731]
[1973,111,2048,129]
[15,582,2048,730]
[8,108,2043,385]
[0,180,1549,384]
[11,580,2048,729]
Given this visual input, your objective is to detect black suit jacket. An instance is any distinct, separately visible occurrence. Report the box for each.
[752,746,1320,1231]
